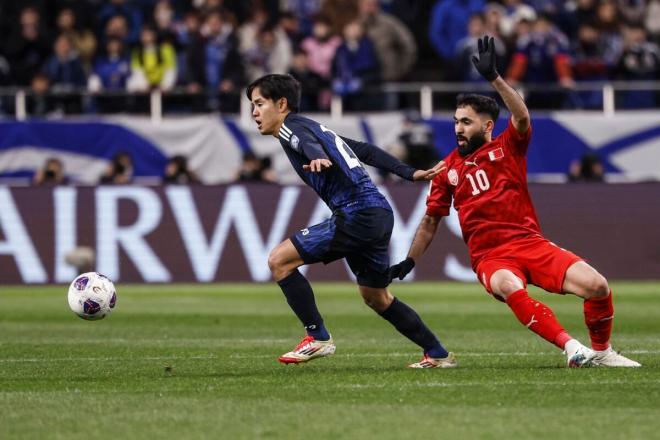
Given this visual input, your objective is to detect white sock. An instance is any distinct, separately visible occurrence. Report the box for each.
[563,338,582,355]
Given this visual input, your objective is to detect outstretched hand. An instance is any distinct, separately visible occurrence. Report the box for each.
[412,161,446,181]
[388,257,415,282]
[303,158,333,172]
[471,35,499,82]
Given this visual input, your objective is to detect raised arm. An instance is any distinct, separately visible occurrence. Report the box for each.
[472,36,530,133]
[389,214,443,281]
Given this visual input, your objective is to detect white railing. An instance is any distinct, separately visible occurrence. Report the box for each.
[1,81,659,122]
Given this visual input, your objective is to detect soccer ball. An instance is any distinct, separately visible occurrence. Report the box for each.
[67,272,117,320]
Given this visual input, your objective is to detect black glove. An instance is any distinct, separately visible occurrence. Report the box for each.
[471,35,499,82]
[389,257,415,282]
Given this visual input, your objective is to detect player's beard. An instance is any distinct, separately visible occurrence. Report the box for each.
[457,132,487,157]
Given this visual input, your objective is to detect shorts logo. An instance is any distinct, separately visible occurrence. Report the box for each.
[290,135,300,152]
[301,228,309,236]
[448,169,459,186]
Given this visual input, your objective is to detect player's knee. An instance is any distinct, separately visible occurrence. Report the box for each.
[491,278,522,298]
[584,274,609,299]
[267,249,285,275]
[360,289,391,313]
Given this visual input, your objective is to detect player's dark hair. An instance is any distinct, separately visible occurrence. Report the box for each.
[456,94,500,121]
[246,74,301,113]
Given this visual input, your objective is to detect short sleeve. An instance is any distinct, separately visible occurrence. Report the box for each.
[498,118,532,155]
[425,176,451,217]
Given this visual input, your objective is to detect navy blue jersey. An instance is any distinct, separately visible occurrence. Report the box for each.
[278,113,417,214]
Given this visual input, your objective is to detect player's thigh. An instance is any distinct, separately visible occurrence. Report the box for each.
[357,285,394,313]
[289,217,345,265]
[561,260,609,299]
[268,239,305,280]
[477,258,527,302]
[522,240,583,294]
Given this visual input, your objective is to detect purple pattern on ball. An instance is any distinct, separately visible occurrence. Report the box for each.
[83,299,101,314]
[74,276,89,291]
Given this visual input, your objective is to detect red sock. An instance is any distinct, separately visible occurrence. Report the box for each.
[506,289,571,349]
[583,291,613,351]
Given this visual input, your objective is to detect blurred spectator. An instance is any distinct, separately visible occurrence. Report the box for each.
[152,0,178,44]
[483,3,507,42]
[647,0,660,41]
[5,7,51,86]
[572,23,609,108]
[33,158,67,185]
[98,0,143,45]
[234,152,277,183]
[568,153,605,182]
[88,37,131,113]
[280,0,323,36]
[128,24,177,92]
[28,73,51,116]
[55,7,97,71]
[104,14,131,45]
[163,155,199,184]
[456,14,507,82]
[498,0,537,40]
[100,152,133,184]
[89,37,131,92]
[186,10,244,110]
[358,0,417,82]
[238,7,271,54]
[288,48,326,111]
[300,16,342,81]
[173,10,202,86]
[506,14,575,108]
[593,0,625,67]
[616,0,646,26]
[320,0,359,36]
[42,34,87,91]
[429,0,485,72]
[332,20,380,110]
[616,24,660,108]
[279,12,304,48]
[244,23,293,83]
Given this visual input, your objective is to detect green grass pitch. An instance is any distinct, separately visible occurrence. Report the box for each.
[1,282,659,439]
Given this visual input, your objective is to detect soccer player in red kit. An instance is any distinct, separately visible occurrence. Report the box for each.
[389,36,640,368]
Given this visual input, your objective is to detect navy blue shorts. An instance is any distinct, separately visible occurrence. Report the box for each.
[290,207,394,288]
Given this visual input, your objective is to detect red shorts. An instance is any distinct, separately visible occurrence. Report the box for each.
[475,236,582,298]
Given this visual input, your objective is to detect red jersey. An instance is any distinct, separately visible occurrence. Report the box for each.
[426,119,541,269]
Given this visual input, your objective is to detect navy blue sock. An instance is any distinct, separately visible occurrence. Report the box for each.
[379,297,449,358]
[277,270,330,341]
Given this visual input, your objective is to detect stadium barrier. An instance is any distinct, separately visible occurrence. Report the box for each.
[1,183,658,284]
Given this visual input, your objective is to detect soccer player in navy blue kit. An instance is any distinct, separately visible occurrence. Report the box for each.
[247,74,455,368]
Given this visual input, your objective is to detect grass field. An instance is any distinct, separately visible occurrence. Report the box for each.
[1,281,659,439]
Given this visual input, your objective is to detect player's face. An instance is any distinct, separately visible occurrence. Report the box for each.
[454,106,491,156]
[250,87,286,136]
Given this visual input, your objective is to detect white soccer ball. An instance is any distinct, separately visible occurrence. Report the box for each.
[67,272,117,320]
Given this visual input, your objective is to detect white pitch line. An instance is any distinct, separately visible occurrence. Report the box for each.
[2,350,654,363]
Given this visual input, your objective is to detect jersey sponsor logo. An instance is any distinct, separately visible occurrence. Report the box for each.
[488,147,504,161]
[290,135,300,152]
[448,169,459,186]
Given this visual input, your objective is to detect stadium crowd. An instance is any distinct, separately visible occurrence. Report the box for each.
[0,0,659,112]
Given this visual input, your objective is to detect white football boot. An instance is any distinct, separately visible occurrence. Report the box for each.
[278,335,336,364]
[564,339,596,368]
[408,352,458,369]
[590,347,641,367]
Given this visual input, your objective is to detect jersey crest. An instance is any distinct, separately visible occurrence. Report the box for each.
[488,147,504,161]
[448,168,459,186]
[290,134,300,152]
